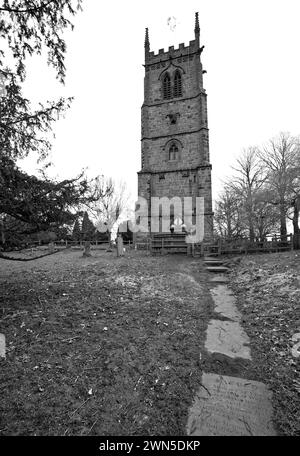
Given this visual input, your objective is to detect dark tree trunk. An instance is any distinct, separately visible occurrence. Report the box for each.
[0,219,5,246]
[292,197,300,250]
[280,203,287,240]
[249,222,255,243]
[227,216,232,239]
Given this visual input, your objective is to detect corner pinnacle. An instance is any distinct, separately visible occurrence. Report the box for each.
[144,27,150,48]
[194,12,200,35]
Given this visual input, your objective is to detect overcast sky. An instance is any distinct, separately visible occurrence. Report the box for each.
[22,0,300,204]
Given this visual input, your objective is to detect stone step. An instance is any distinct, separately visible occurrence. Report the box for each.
[204,260,224,266]
[206,266,229,273]
[204,256,222,261]
[209,275,229,283]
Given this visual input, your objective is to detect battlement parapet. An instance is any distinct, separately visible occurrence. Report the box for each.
[147,39,197,64]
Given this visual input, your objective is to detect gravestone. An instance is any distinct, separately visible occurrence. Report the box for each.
[187,373,276,436]
[117,235,124,257]
[83,241,92,257]
[48,241,55,253]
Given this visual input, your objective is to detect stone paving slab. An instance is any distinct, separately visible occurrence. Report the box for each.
[205,319,251,359]
[187,373,276,436]
[0,333,5,358]
[210,284,242,322]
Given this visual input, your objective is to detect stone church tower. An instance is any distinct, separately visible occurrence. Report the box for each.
[137,13,213,237]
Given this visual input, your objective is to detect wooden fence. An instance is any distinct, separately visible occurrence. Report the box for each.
[135,233,300,256]
[199,233,300,257]
[12,233,299,257]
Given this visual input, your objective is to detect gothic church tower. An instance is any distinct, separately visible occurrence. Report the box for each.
[138,13,213,237]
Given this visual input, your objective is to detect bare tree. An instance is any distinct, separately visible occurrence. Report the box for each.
[258,132,300,239]
[214,185,245,239]
[229,147,267,242]
[215,134,300,246]
[252,189,280,241]
[91,177,132,246]
[291,196,300,249]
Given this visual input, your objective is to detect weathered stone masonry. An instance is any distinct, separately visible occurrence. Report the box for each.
[137,13,213,236]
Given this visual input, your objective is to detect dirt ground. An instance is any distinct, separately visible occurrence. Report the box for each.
[0,248,299,435]
[228,251,300,436]
[0,249,214,436]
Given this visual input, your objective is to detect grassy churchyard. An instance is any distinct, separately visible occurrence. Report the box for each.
[0,248,299,435]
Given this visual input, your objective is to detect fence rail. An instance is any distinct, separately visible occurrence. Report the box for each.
[199,233,300,256]
[135,233,300,256]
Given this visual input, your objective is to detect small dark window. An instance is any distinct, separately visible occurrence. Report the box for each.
[170,114,177,124]
[163,73,171,99]
[173,70,182,97]
[169,144,178,161]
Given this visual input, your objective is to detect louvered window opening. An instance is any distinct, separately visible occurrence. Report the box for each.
[163,73,172,99]
[173,71,182,98]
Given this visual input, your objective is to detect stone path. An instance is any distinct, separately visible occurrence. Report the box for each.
[0,333,5,359]
[205,319,252,360]
[210,284,241,321]
[187,373,275,436]
[187,263,276,436]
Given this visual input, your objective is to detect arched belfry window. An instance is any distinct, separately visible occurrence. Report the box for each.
[173,70,182,97]
[169,143,179,161]
[163,73,171,99]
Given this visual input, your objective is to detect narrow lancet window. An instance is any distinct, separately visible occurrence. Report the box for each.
[169,144,178,161]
